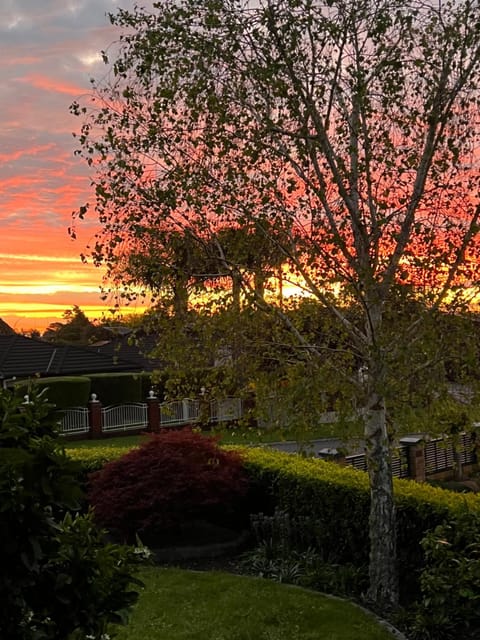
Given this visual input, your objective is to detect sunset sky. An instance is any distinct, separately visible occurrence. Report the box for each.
[0,0,154,333]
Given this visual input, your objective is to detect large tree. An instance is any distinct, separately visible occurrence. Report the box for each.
[71,0,480,610]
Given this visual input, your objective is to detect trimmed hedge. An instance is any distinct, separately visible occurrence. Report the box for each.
[87,372,150,405]
[67,444,137,473]
[68,442,480,606]
[14,376,91,410]
[238,447,480,604]
[15,372,156,410]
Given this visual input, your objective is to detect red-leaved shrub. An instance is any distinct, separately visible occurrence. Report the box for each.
[88,429,248,543]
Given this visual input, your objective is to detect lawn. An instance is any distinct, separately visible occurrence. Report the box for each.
[64,423,339,452]
[114,567,399,640]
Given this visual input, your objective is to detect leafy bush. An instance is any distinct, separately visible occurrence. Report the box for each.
[243,509,367,597]
[410,509,480,640]
[88,428,249,544]
[239,447,371,567]
[0,388,141,640]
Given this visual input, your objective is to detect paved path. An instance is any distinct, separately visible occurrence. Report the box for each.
[265,437,364,457]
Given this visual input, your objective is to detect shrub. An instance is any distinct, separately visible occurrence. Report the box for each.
[0,388,141,640]
[243,509,368,597]
[14,376,91,409]
[410,509,480,640]
[68,443,139,473]
[88,428,249,544]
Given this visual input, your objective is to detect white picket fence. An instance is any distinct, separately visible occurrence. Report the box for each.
[159,399,200,426]
[210,397,243,423]
[60,407,89,435]
[60,396,244,435]
[102,403,149,433]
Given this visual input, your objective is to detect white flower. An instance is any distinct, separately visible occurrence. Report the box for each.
[134,545,152,560]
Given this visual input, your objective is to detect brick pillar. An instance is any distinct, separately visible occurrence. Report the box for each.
[400,436,425,482]
[88,394,103,440]
[147,392,160,433]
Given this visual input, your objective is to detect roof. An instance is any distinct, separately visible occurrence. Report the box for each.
[0,334,143,379]
[89,332,162,371]
[0,318,15,335]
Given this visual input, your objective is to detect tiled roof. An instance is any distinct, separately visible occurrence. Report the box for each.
[0,334,142,379]
[0,318,15,335]
[89,333,162,371]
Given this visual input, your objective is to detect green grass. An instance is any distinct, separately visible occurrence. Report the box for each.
[64,423,337,452]
[114,567,398,640]
[64,434,146,450]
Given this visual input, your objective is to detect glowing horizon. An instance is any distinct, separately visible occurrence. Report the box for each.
[0,1,156,333]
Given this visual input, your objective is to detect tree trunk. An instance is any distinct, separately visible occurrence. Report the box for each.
[232,272,242,312]
[254,270,265,303]
[362,291,399,611]
[277,266,284,307]
[364,398,399,610]
[173,274,189,318]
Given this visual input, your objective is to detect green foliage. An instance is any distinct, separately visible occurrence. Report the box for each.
[88,372,144,404]
[238,447,480,605]
[243,509,368,597]
[67,442,140,472]
[15,376,92,410]
[144,305,306,400]
[43,305,99,345]
[43,511,143,638]
[411,510,480,640]
[240,448,372,566]
[72,0,480,607]
[71,438,480,600]
[253,360,360,441]
[0,388,141,640]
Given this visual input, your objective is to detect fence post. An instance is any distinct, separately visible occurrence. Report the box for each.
[182,398,190,423]
[88,394,103,439]
[400,436,425,482]
[147,390,160,433]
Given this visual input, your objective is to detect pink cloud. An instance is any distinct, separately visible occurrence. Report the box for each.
[17,73,85,96]
[0,144,56,163]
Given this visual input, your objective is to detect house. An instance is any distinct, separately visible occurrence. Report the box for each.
[0,333,143,381]
[0,318,15,336]
[89,329,162,371]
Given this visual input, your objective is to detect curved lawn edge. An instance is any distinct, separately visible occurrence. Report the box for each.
[291,585,411,640]
[114,567,408,640]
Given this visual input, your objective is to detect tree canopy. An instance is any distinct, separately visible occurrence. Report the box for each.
[71,0,480,610]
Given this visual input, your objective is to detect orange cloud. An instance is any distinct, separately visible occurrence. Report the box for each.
[17,73,84,97]
[0,144,56,163]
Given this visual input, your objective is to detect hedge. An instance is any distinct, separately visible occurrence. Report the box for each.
[239,447,480,604]
[87,372,151,405]
[68,441,480,605]
[14,376,91,410]
[67,444,137,473]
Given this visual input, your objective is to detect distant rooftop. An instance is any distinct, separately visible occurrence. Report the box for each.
[0,334,142,379]
[0,318,15,336]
